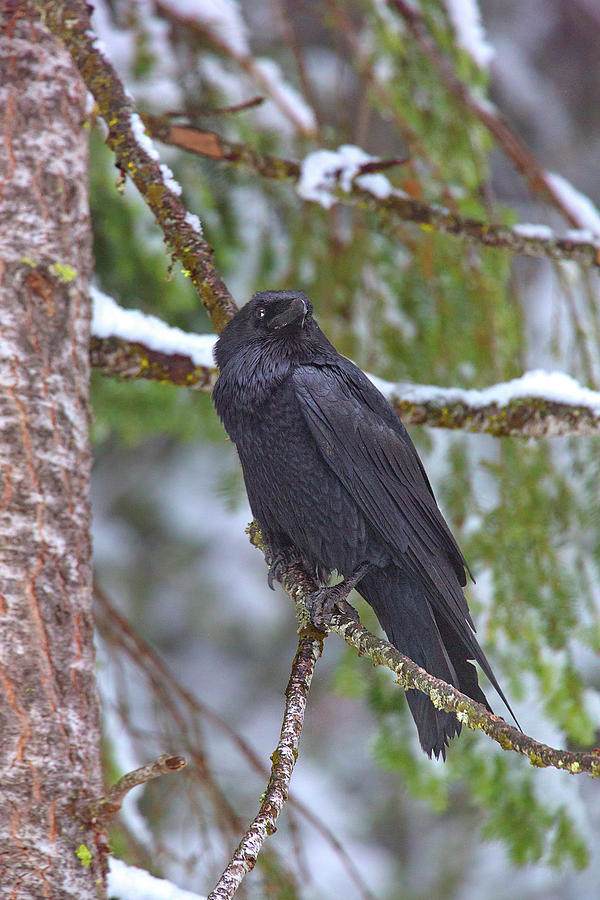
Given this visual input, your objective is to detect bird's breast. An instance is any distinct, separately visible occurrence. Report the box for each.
[234,380,386,576]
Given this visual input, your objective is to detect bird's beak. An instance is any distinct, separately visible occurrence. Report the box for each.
[266,296,308,331]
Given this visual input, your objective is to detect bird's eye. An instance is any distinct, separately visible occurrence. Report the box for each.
[257,307,266,320]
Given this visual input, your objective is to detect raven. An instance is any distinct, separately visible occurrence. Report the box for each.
[213,289,516,758]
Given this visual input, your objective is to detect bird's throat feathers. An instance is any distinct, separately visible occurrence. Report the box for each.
[213,327,329,424]
[216,340,295,409]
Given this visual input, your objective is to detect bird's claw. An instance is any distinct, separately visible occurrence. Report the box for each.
[305,583,360,628]
[267,549,301,590]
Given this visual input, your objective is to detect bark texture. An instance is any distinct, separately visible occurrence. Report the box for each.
[0,9,105,898]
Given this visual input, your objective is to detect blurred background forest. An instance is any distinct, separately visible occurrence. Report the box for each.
[90,1,600,898]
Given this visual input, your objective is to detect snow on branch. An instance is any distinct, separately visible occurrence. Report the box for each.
[385,371,600,437]
[108,858,206,900]
[443,0,494,70]
[142,118,600,268]
[545,172,600,238]
[90,288,217,388]
[296,146,600,265]
[34,0,237,334]
[90,292,600,437]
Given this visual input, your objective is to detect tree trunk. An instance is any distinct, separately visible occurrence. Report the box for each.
[0,8,106,898]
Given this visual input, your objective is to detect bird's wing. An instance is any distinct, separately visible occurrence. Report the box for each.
[293,360,519,724]
[292,361,473,626]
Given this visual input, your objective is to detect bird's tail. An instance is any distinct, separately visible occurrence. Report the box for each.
[358,566,492,759]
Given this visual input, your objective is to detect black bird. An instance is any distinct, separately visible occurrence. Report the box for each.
[213,289,517,758]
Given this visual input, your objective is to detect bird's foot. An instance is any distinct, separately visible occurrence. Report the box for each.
[266,548,303,590]
[305,562,372,628]
[305,583,361,628]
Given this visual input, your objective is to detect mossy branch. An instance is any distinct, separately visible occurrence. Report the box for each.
[91,325,600,437]
[90,335,217,391]
[31,0,237,333]
[247,524,600,778]
[143,118,600,269]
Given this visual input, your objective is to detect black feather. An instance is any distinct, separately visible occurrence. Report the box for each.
[213,289,519,758]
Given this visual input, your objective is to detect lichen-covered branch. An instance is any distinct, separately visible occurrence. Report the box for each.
[90,318,600,437]
[31,0,237,333]
[393,392,600,437]
[328,614,600,776]
[143,119,600,268]
[208,633,323,900]
[90,334,217,390]
[88,754,186,825]
[247,538,600,779]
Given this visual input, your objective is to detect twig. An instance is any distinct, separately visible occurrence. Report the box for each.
[207,633,323,900]
[33,0,237,333]
[154,0,316,138]
[166,96,265,117]
[88,754,186,825]
[142,119,600,268]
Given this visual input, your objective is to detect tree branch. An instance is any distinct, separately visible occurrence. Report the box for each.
[243,530,600,778]
[327,614,600,776]
[208,633,323,900]
[88,755,186,825]
[387,0,598,230]
[143,118,600,268]
[90,334,217,391]
[32,0,237,333]
[390,387,600,437]
[89,295,600,437]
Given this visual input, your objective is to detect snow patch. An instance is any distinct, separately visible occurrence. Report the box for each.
[108,858,206,900]
[444,0,495,69]
[545,171,600,236]
[130,112,160,162]
[355,172,393,199]
[512,223,555,240]
[185,211,203,235]
[91,287,216,368]
[564,228,597,244]
[298,145,393,208]
[160,163,182,196]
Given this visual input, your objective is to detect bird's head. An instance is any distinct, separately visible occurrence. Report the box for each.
[249,289,312,335]
[214,290,321,370]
